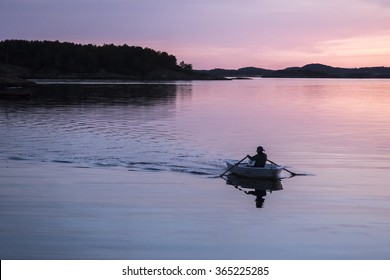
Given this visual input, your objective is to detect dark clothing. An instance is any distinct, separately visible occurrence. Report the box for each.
[248,152,267,167]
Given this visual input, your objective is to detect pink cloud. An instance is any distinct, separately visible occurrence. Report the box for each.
[1,0,390,69]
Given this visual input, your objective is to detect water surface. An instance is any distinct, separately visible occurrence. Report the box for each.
[1,78,389,259]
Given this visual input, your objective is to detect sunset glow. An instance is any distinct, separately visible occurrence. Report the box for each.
[1,0,390,69]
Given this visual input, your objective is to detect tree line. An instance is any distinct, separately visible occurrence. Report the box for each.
[0,40,193,76]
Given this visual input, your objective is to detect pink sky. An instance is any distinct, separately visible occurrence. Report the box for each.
[1,0,390,69]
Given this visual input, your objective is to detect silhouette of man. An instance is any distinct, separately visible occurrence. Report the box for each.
[247,146,267,167]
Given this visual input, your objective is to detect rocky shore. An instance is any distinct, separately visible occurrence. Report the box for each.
[0,64,37,89]
[0,64,225,90]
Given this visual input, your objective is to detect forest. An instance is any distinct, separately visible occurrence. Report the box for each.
[0,40,194,78]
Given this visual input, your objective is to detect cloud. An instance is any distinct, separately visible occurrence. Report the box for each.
[315,32,390,67]
[1,0,390,68]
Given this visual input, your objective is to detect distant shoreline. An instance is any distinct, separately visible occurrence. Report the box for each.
[3,64,390,90]
[198,63,390,79]
[2,40,390,84]
[4,75,390,91]
[0,70,228,89]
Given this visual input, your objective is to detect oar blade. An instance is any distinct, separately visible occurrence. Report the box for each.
[267,158,308,177]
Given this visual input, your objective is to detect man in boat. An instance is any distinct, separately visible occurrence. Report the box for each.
[247,146,267,167]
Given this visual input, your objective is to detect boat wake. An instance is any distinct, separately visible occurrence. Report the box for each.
[127,160,224,176]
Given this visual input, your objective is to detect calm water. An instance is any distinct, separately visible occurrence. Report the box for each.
[1,78,390,259]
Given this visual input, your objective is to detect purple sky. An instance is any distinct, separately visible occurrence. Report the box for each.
[1,0,390,69]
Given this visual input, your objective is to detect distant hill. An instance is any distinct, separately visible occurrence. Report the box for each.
[268,63,390,78]
[197,67,273,77]
[0,40,221,82]
[200,63,390,78]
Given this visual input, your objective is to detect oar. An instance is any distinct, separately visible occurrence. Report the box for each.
[267,159,298,176]
[219,156,248,177]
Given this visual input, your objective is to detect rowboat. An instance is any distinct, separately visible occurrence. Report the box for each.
[226,160,284,179]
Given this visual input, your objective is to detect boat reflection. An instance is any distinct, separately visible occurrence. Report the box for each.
[225,174,283,208]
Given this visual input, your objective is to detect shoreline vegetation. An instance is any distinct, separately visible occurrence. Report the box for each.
[0,39,225,89]
[1,39,390,89]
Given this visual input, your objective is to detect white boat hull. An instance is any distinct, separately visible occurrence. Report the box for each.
[226,160,283,179]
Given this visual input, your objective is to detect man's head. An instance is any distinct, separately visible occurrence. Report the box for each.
[257,146,265,153]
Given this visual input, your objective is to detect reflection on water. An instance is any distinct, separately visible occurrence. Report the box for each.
[225,174,283,208]
[1,83,225,175]
[1,79,390,259]
[28,83,182,106]
[2,79,390,180]
[2,79,390,176]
